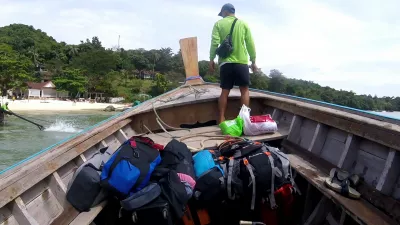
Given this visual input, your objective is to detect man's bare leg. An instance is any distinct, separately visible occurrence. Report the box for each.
[239,86,250,106]
[219,89,230,123]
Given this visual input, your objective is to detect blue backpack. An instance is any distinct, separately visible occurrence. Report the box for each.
[100,137,163,198]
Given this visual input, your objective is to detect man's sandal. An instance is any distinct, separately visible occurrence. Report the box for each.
[324,168,361,199]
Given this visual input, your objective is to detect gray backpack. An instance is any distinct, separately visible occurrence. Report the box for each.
[66,147,113,212]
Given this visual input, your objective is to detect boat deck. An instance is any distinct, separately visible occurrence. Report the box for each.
[146,125,290,149]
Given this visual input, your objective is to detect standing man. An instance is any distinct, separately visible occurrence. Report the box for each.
[209,3,257,123]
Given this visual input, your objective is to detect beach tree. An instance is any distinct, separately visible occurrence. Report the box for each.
[52,68,87,97]
[0,43,33,96]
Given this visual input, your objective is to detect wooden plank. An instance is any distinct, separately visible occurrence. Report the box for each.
[69,201,107,225]
[146,125,289,149]
[308,123,328,155]
[320,138,346,166]
[337,134,358,169]
[376,149,400,195]
[25,188,62,225]
[48,172,67,206]
[298,119,318,150]
[11,197,39,225]
[326,212,340,225]
[304,196,334,225]
[0,207,19,225]
[115,129,128,144]
[286,152,396,225]
[353,150,386,186]
[48,172,79,225]
[0,118,132,209]
[287,115,302,143]
[264,98,400,151]
[179,37,203,85]
[272,108,282,121]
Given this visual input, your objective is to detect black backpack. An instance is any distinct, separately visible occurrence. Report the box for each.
[151,139,196,219]
[216,18,238,59]
[221,141,291,210]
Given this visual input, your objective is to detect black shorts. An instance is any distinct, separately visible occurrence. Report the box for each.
[220,63,250,90]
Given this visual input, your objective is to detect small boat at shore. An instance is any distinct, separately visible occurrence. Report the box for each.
[0,37,399,225]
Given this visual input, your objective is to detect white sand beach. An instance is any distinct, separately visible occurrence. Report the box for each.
[1,99,129,111]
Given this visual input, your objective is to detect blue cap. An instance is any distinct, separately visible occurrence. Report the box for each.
[218,3,235,17]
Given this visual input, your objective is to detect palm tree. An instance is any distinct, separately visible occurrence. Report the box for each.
[67,45,79,57]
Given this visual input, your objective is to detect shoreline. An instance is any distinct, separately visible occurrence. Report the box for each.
[2,99,130,112]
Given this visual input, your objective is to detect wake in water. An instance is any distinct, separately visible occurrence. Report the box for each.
[44,120,83,133]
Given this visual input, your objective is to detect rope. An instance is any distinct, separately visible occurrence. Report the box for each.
[185,75,203,81]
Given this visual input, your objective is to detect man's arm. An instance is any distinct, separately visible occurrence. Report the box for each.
[209,22,220,61]
[244,22,256,64]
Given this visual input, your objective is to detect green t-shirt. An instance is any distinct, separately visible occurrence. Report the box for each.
[210,16,256,65]
[1,105,8,111]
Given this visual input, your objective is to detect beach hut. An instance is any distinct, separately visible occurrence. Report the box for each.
[26,81,60,99]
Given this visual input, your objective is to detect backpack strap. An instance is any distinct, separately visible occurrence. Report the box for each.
[228,18,238,44]
[227,157,235,200]
[264,151,277,209]
[243,158,256,211]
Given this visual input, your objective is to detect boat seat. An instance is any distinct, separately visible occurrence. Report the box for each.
[69,201,107,225]
[146,125,289,149]
[283,141,396,225]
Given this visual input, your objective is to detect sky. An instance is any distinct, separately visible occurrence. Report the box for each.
[0,0,399,97]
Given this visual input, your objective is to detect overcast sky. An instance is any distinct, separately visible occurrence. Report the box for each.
[1,0,399,97]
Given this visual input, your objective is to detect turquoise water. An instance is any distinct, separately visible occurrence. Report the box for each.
[0,111,116,171]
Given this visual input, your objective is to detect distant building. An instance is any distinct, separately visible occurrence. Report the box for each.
[26,81,68,99]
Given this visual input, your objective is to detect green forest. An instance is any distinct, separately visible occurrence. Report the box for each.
[1,24,399,111]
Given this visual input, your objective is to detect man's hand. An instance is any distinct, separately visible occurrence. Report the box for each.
[209,61,215,73]
[250,63,258,73]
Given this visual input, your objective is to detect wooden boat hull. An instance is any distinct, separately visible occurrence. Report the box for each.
[0,37,399,225]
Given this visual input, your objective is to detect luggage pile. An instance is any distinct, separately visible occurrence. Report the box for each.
[219,104,278,137]
[66,135,299,225]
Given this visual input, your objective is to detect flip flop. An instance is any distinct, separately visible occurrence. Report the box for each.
[325,169,361,199]
[329,168,360,187]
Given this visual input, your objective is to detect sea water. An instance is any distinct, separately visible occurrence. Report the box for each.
[0,111,116,172]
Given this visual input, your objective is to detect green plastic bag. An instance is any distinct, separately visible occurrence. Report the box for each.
[219,116,244,137]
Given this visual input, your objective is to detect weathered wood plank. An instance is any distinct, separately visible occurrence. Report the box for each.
[115,129,128,144]
[11,197,39,225]
[48,172,67,206]
[304,196,333,225]
[264,98,400,151]
[298,119,318,150]
[354,150,386,187]
[147,125,289,149]
[25,188,62,225]
[308,123,328,155]
[0,118,132,209]
[337,134,359,169]
[320,138,346,166]
[376,149,400,195]
[286,151,396,225]
[69,201,107,225]
[0,207,19,225]
[287,115,302,143]
[271,108,282,121]
[179,37,203,85]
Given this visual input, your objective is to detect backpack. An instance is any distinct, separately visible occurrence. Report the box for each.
[100,136,163,199]
[150,139,196,219]
[220,141,295,210]
[192,150,225,204]
[66,147,113,212]
[216,18,238,59]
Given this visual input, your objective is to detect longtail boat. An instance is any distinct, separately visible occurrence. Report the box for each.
[0,37,399,225]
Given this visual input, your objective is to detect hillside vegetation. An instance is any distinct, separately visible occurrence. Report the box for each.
[0,24,399,110]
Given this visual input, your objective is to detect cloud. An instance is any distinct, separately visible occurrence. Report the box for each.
[0,0,399,97]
